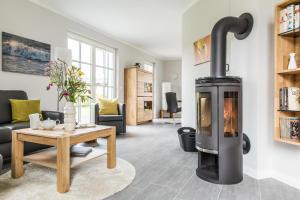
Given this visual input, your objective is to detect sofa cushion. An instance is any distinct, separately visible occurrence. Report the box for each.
[98,115,123,122]
[0,90,28,124]
[4,122,30,130]
[98,98,119,115]
[0,126,12,144]
[10,99,40,123]
[0,122,30,144]
[0,142,50,163]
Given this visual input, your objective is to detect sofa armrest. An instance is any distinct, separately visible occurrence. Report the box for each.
[42,111,64,124]
[118,103,126,116]
[95,103,100,123]
[0,154,3,174]
[119,104,126,133]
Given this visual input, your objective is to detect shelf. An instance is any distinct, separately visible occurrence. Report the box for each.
[23,148,106,169]
[278,28,300,37]
[277,68,300,75]
[277,0,300,8]
[278,109,300,112]
[274,137,300,146]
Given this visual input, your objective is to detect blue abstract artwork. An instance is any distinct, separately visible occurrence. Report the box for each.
[2,32,51,76]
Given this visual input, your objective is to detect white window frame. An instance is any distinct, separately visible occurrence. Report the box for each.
[143,61,154,73]
[67,33,116,123]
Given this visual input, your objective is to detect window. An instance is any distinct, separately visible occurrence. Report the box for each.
[67,34,116,123]
[143,61,154,73]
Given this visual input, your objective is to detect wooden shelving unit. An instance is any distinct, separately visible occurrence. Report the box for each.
[275,0,300,146]
[124,67,153,125]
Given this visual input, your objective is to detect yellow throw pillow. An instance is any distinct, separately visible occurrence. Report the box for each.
[98,98,119,115]
[9,99,41,123]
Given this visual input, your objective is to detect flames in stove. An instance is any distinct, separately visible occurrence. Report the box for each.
[198,92,239,138]
[224,93,238,137]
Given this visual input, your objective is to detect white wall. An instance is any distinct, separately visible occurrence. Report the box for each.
[0,0,163,117]
[256,0,300,189]
[182,0,230,126]
[182,0,300,189]
[162,60,182,99]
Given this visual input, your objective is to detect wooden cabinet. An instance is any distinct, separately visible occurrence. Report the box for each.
[137,70,153,97]
[125,67,153,125]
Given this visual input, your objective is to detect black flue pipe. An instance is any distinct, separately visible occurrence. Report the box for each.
[210,13,253,77]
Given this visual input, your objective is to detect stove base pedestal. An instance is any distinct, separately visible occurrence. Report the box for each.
[196,151,243,185]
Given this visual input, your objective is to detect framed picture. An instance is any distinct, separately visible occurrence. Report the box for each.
[2,32,51,76]
[193,35,211,65]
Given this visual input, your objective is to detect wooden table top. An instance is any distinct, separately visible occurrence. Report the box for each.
[13,125,114,138]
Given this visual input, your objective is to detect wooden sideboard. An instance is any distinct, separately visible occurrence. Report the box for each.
[125,67,153,125]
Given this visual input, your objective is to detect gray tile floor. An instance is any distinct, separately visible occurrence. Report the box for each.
[103,123,300,200]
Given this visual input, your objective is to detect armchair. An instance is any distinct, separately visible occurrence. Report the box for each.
[166,92,181,124]
[95,103,126,134]
[42,110,64,123]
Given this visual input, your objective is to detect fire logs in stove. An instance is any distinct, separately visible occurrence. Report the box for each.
[195,13,253,184]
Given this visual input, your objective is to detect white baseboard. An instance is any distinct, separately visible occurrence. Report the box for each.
[244,166,300,190]
[270,171,300,190]
[244,165,258,178]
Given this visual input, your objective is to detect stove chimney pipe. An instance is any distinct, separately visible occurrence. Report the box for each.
[210,13,253,77]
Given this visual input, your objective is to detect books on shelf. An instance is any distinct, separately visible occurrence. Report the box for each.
[279,4,300,34]
[71,146,92,157]
[295,4,300,29]
[279,87,300,111]
[280,8,288,33]
[287,4,294,31]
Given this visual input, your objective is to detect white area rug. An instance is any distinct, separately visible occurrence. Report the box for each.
[0,156,135,200]
[153,118,181,124]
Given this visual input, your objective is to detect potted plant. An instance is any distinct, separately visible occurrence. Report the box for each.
[45,59,91,131]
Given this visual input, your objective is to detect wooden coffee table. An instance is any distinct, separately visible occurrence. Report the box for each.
[11,125,116,193]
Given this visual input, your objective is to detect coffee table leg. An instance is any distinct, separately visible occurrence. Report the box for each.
[57,136,70,193]
[12,131,24,178]
[107,127,116,169]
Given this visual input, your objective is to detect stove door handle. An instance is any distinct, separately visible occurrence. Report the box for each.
[196,146,218,155]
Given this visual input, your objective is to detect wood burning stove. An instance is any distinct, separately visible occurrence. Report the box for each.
[196,77,242,184]
[195,13,253,184]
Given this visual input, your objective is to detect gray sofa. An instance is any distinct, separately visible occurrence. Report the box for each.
[95,103,126,134]
[0,90,64,164]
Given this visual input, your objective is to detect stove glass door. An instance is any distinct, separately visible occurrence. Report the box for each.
[218,86,242,141]
[196,86,218,151]
[224,92,239,137]
[199,92,212,137]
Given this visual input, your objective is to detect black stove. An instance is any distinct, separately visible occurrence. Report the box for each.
[195,13,253,184]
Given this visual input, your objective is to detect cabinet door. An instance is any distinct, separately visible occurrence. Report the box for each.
[137,70,153,97]
[137,97,153,123]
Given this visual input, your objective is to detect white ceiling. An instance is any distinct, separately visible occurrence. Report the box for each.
[31,0,196,60]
